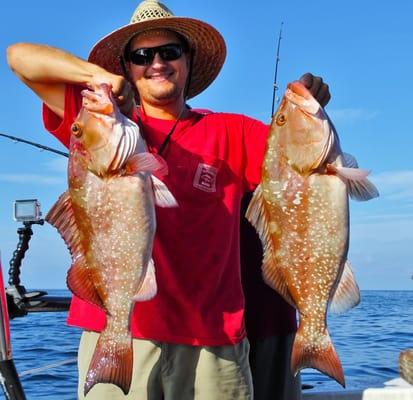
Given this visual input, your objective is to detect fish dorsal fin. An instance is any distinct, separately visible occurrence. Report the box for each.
[46,191,84,262]
[133,259,157,302]
[151,175,178,208]
[45,191,104,309]
[329,260,360,313]
[327,155,379,201]
[245,185,297,308]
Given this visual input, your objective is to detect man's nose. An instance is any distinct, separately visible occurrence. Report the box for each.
[151,52,167,67]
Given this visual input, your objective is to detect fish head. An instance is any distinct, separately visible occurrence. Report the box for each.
[70,83,135,177]
[272,81,334,174]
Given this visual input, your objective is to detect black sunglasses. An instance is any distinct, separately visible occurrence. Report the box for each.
[128,43,185,66]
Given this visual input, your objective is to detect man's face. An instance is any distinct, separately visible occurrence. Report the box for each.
[127,30,190,107]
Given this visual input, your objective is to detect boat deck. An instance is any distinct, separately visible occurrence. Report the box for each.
[303,378,413,399]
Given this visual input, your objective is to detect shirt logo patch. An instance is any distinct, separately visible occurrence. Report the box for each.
[193,163,218,192]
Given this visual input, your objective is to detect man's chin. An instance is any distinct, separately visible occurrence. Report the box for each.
[150,90,181,104]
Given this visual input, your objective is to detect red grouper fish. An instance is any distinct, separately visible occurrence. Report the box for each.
[46,83,177,395]
[246,81,379,387]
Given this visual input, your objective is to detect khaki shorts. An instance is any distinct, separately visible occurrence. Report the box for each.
[77,331,253,400]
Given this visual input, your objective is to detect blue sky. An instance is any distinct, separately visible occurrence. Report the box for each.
[1,1,412,290]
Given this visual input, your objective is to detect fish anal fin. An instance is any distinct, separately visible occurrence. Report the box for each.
[84,332,133,396]
[262,257,296,309]
[67,261,104,310]
[133,259,157,302]
[291,326,345,387]
[330,260,361,313]
[245,185,296,308]
[151,175,178,208]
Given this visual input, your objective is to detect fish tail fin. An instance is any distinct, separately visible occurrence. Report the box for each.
[84,331,133,396]
[291,327,345,387]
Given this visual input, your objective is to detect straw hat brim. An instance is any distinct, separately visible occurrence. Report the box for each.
[88,17,226,100]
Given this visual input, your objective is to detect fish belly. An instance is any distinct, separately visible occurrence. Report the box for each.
[74,172,156,317]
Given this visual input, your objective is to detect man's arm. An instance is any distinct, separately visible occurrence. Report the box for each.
[7,43,134,117]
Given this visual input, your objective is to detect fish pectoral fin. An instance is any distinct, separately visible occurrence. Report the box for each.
[84,330,133,396]
[67,261,105,310]
[125,152,168,176]
[326,163,379,201]
[151,176,178,208]
[245,185,297,308]
[342,152,359,168]
[327,163,370,180]
[329,260,361,313]
[133,259,157,302]
[346,177,379,201]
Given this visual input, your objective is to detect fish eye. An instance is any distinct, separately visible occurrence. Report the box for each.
[71,123,82,137]
[276,113,287,126]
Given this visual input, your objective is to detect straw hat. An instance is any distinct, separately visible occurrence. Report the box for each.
[88,0,226,100]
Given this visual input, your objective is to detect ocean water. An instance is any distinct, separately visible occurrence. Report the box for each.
[0,290,412,399]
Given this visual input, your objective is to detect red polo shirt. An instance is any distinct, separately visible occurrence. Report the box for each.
[43,84,271,345]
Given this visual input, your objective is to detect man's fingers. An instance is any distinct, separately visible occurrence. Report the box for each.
[299,72,314,89]
[299,73,331,107]
[317,84,330,107]
[309,76,323,99]
[116,85,135,116]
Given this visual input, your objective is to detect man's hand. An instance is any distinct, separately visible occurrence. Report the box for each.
[90,73,136,116]
[111,75,136,116]
[299,73,331,108]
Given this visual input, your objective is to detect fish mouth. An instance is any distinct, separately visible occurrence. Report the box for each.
[284,82,334,171]
[286,81,320,115]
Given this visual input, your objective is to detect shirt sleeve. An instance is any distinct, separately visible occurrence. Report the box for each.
[241,116,269,191]
[42,84,83,149]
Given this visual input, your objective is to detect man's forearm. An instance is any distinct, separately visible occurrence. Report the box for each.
[7,43,106,87]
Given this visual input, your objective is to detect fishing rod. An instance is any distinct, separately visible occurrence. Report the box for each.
[271,22,284,118]
[0,133,68,158]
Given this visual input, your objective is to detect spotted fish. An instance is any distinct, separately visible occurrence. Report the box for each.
[46,83,176,395]
[246,81,378,386]
[399,349,413,384]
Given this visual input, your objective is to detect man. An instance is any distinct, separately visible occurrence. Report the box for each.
[7,1,330,399]
[241,192,302,400]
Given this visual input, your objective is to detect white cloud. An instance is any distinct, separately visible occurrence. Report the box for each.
[369,170,413,202]
[327,108,379,123]
[370,170,413,188]
[0,173,63,185]
[43,157,68,173]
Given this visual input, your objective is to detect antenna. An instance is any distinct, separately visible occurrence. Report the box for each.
[271,22,284,118]
[0,133,68,158]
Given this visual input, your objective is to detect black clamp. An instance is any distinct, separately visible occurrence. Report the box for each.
[6,221,47,319]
